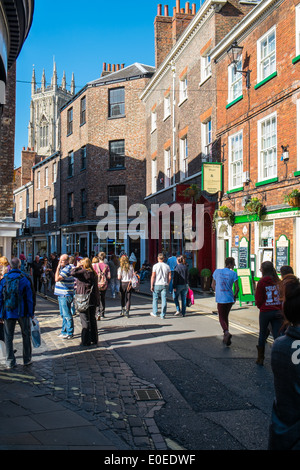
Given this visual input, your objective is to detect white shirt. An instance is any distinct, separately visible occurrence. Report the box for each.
[153,262,171,286]
[118,266,134,282]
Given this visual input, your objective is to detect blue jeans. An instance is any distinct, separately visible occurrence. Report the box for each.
[4,316,32,367]
[174,284,188,316]
[258,309,283,347]
[58,295,74,336]
[153,285,168,318]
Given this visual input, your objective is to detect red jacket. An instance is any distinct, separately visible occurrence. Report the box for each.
[255,276,281,311]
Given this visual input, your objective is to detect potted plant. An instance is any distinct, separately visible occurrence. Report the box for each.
[284,189,300,207]
[183,184,201,203]
[200,268,212,291]
[213,205,235,230]
[244,197,265,219]
[189,267,199,287]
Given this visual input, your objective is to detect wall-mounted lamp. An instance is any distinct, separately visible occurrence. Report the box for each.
[281,145,289,161]
[227,41,251,89]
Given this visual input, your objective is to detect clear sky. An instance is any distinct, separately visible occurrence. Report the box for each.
[15,0,200,168]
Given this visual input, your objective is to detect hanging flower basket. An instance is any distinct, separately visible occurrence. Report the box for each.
[213,205,235,230]
[284,189,300,207]
[183,184,201,202]
[244,197,265,219]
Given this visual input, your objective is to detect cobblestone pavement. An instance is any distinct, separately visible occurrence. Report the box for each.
[0,295,168,450]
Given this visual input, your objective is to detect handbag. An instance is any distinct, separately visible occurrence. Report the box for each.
[31,316,41,348]
[186,288,194,308]
[74,285,94,313]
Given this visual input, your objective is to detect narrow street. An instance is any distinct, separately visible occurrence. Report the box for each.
[0,288,275,451]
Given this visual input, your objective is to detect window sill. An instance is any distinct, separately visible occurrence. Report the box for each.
[108,115,126,120]
[163,114,171,122]
[226,95,243,109]
[255,177,278,187]
[292,55,300,65]
[226,186,243,194]
[254,71,277,90]
[67,132,73,137]
[151,128,157,134]
[108,167,126,171]
[199,74,211,87]
[80,122,86,127]
[294,170,300,177]
[178,96,188,107]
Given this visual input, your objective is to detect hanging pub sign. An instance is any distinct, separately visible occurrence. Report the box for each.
[275,234,290,272]
[201,163,223,194]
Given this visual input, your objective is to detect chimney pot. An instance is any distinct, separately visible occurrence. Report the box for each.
[192,3,196,14]
[181,8,184,13]
[157,4,162,15]
[117,64,120,70]
[121,63,125,69]
[103,62,106,71]
[112,64,116,72]
[176,0,180,13]
[164,5,169,16]
[108,64,111,71]
[185,2,190,13]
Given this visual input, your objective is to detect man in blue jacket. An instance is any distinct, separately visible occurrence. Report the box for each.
[0,258,34,369]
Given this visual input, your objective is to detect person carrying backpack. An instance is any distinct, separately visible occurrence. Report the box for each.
[0,258,34,369]
[94,252,110,320]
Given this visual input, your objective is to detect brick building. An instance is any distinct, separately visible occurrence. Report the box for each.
[141,0,256,272]
[211,0,300,276]
[59,63,155,267]
[0,1,34,259]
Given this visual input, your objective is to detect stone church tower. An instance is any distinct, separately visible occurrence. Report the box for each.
[28,63,75,156]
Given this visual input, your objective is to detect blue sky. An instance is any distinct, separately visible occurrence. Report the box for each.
[16,0,190,167]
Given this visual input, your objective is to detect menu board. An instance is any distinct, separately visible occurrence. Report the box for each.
[238,237,249,269]
[276,235,290,272]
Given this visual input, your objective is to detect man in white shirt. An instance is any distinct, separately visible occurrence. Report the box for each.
[212,257,239,346]
[150,253,171,319]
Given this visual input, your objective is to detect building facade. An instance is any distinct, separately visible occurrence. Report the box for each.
[141,0,256,272]
[211,0,300,276]
[0,0,34,259]
[59,63,155,268]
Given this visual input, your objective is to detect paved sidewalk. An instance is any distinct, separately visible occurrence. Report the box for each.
[0,296,167,450]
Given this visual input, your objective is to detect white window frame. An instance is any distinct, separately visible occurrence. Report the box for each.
[296,4,300,57]
[201,118,212,159]
[19,196,23,212]
[297,98,300,171]
[180,135,188,180]
[53,162,57,183]
[164,94,171,120]
[37,202,40,220]
[164,148,172,188]
[45,167,48,187]
[257,112,277,182]
[257,27,276,82]
[151,159,157,194]
[45,200,48,224]
[37,171,40,190]
[179,76,188,104]
[200,52,212,84]
[151,110,157,133]
[228,131,243,190]
[228,56,243,103]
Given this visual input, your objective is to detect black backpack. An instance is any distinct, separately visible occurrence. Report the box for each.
[3,274,24,312]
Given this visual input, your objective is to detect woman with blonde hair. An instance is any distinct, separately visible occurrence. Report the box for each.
[0,256,11,281]
[71,257,100,346]
[118,255,134,317]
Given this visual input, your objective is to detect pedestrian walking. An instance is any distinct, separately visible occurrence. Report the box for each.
[30,255,42,293]
[0,256,11,281]
[269,275,300,450]
[173,256,189,317]
[0,258,34,369]
[118,255,134,317]
[150,253,171,319]
[108,254,120,298]
[19,252,26,272]
[71,258,100,346]
[93,252,110,319]
[54,254,75,340]
[167,251,178,294]
[40,256,52,299]
[50,253,59,290]
[212,257,239,346]
[255,261,283,365]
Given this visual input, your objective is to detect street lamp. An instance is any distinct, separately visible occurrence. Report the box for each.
[227,40,251,89]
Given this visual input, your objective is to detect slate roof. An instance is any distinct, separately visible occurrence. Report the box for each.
[88,63,156,86]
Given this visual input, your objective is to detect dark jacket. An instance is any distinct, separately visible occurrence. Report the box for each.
[173,263,189,288]
[269,326,300,450]
[71,267,100,307]
[255,276,281,311]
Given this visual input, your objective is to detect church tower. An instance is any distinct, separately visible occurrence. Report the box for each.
[28,63,75,156]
